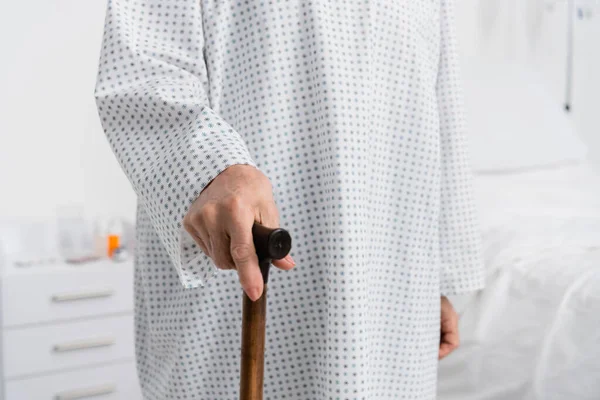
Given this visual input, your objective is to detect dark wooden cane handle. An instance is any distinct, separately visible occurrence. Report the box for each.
[251,223,292,284]
[240,223,292,400]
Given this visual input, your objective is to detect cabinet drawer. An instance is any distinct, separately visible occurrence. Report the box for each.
[3,314,135,379]
[5,361,141,400]
[2,261,133,327]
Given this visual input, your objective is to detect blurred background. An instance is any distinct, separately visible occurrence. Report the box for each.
[0,0,598,399]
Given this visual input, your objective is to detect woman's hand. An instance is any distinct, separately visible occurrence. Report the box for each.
[439,296,460,360]
[183,165,295,301]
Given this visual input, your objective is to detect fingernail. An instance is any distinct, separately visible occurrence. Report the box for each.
[284,254,296,266]
[249,287,262,301]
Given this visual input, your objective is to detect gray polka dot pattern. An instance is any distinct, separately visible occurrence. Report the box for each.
[94,0,485,398]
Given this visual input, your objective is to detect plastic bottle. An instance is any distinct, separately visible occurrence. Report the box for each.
[106,218,123,258]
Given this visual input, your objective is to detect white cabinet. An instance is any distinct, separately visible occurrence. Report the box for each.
[4,314,134,379]
[5,362,140,400]
[2,265,134,327]
[0,260,141,399]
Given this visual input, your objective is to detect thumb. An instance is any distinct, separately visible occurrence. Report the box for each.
[272,254,296,270]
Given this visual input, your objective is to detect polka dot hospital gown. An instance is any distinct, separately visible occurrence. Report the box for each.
[94,0,485,398]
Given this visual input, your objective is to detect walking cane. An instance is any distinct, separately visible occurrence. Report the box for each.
[239,223,292,400]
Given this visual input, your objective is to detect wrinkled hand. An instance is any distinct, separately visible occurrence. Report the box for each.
[439,296,459,360]
[183,165,295,301]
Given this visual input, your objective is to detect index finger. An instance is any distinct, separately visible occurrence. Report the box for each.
[227,210,263,301]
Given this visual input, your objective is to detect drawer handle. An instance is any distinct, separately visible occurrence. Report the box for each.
[51,290,114,303]
[54,383,116,400]
[53,337,116,353]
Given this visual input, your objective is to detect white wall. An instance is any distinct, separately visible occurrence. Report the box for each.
[0,0,136,221]
[533,0,600,161]
[571,1,600,159]
[456,0,600,163]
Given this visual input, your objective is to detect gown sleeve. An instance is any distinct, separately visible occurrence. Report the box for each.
[436,0,486,296]
[94,0,258,289]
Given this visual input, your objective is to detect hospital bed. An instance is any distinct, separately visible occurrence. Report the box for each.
[437,59,600,399]
[438,161,600,400]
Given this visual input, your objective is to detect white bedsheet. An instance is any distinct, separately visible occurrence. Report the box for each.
[438,162,600,400]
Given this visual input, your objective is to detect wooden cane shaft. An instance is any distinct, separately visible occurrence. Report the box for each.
[240,284,268,400]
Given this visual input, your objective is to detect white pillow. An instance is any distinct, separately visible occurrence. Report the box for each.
[463,62,588,173]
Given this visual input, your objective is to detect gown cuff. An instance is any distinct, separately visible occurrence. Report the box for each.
[439,244,486,296]
[142,106,258,289]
